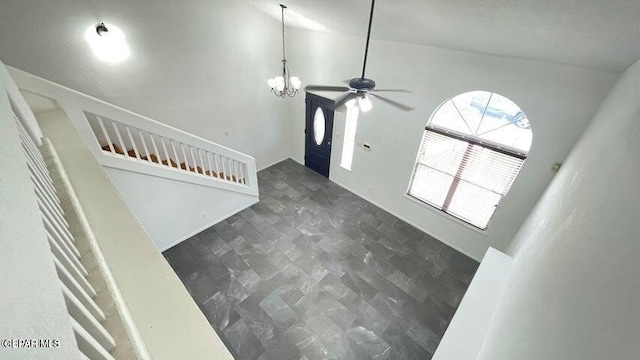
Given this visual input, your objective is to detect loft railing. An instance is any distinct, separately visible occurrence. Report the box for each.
[86,112,248,185]
[2,68,147,359]
[14,115,117,359]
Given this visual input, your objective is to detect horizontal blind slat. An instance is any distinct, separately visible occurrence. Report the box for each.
[409,129,525,229]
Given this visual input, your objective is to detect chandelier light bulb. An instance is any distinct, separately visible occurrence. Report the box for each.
[275,76,285,91]
[290,77,301,90]
[358,95,373,112]
[267,78,276,88]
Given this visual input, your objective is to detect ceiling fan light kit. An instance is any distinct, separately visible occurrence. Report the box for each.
[305,0,413,112]
[358,95,373,112]
[268,4,301,98]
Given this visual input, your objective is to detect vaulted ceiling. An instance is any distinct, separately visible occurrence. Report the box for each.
[244,0,640,73]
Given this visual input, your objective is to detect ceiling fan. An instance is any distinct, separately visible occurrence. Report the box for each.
[305,0,413,112]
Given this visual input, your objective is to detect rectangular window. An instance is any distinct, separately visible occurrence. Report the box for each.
[340,102,359,171]
[407,128,525,230]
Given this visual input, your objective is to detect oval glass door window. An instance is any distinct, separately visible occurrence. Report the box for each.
[313,107,326,145]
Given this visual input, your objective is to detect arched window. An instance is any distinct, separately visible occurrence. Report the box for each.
[407,91,532,230]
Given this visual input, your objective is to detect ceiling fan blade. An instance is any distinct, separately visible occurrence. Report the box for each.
[370,93,414,112]
[305,85,350,92]
[372,89,412,93]
[333,92,359,110]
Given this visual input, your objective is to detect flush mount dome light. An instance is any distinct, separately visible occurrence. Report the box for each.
[86,23,130,63]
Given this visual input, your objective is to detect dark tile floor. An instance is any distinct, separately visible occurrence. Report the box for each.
[164,159,479,360]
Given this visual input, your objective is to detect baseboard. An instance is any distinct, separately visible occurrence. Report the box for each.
[160,156,289,251]
[289,156,304,166]
[258,156,294,172]
[330,178,482,262]
[159,197,260,252]
[273,156,480,261]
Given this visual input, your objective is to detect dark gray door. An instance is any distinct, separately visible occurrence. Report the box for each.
[304,93,334,178]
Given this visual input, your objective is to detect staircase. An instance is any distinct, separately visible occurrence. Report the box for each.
[90,113,249,187]
[1,62,237,359]
[84,111,256,195]
[100,142,242,182]
[8,64,259,250]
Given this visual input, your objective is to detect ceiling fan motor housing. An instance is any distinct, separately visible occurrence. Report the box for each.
[349,77,376,91]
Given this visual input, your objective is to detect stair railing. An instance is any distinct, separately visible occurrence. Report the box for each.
[1,63,148,360]
[2,65,258,197]
[89,113,248,185]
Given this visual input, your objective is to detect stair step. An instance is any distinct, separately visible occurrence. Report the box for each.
[101,144,124,155]
[161,158,178,167]
[100,143,244,184]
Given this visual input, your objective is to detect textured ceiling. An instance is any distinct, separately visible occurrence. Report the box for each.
[243,0,640,73]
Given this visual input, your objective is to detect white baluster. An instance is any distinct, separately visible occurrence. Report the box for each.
[96,116,115,153]
[220,156,228,181]
[138,129,151,162]
[125,126,141,160]
[111,122,127,157]
[160,136,175,168]
[205,151,214,178]
[27,162,61,209]
[64,287,116,352]
[213,153,221,178]
[54,257,102,320]
[47,233,89,286]
[170,141,181,169]
[71,318,117,360]
[149,133,161,165]
[227,158,235,182]
[180,143,191,172]
[198,149,206,176]
[32,175,69,228]
[233,160,240,183]
[38,199,79,257]
[188,146,199,174]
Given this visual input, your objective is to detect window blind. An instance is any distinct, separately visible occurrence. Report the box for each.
[408,128,525,229]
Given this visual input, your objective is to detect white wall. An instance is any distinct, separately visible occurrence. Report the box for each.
[476,57,640,360]
[0,0,291,170]
[287,28,618,260]
[105,167,257,250]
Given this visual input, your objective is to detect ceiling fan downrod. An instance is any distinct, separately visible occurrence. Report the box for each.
[361,0,376,79]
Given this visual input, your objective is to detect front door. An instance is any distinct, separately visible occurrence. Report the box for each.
[305,93,334,178]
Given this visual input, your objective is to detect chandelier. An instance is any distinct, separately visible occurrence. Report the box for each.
[267,4,301,98]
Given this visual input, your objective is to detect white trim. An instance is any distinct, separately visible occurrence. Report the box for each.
[100,152,257,196]
[403,194,489,236]
[257,156,292,172]
[159,197,259,252]
[283,158,483,260]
